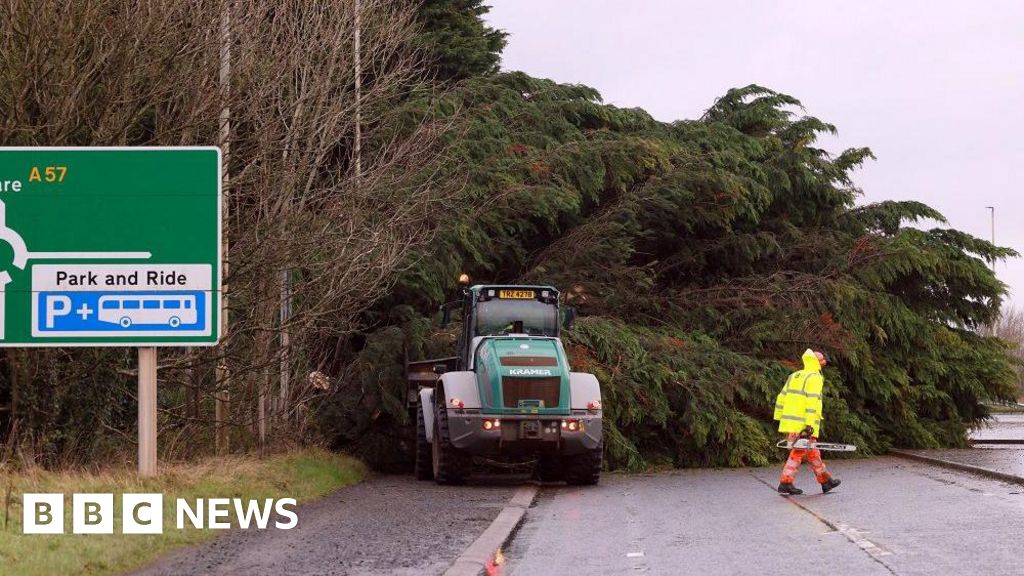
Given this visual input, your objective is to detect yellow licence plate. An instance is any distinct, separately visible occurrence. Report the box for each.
[499,290,535,299]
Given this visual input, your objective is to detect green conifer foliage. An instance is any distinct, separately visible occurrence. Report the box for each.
[414,0,507,81]
[338,74,1016,470]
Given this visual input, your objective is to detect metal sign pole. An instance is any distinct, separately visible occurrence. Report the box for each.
[138,347,158,476]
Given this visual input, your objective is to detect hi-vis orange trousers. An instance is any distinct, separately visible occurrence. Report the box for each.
[780,433,832,484]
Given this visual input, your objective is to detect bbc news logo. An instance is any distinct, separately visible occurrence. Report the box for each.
[23,494,298,534]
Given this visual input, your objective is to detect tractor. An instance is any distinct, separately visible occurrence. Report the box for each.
[407,285,603,484]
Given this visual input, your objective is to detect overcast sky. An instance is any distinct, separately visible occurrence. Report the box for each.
[485,0,1024,306]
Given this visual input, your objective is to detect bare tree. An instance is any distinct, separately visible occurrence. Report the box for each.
[994,307,1024,401]
[0,0,469,462]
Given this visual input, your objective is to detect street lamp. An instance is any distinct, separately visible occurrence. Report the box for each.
[987,206,995,274]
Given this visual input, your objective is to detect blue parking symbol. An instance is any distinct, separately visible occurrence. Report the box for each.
[37,291,207,334]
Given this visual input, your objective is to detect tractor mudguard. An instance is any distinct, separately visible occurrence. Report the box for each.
[439,371,482,409]
[419,388,435,443]
[421,372,481,445]
[569,372,601,409]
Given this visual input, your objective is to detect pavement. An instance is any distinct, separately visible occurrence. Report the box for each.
[894,412,1024,478]
[896,444,1024,479]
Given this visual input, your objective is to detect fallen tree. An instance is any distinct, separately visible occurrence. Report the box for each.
[323,75,1017,471]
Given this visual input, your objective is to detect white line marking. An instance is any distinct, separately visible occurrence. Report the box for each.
[752,472,897,573]
[0,273,8,339]
[626,552,645,558]
[27,251,152,260]
[835,523,892,557]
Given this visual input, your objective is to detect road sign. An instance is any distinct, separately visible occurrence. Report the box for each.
[0,147,220,346]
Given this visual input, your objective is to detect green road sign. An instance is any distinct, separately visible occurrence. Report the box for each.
[0,147,221,347]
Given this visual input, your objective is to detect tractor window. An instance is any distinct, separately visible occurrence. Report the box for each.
[475,299,558,337]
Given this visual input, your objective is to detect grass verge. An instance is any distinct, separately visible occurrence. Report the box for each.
[0,448,365,576]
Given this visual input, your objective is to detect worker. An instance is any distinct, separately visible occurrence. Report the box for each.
[774,349,841,495]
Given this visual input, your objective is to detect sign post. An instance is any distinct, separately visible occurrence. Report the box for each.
[138,347,158,476]
[0,147,221,476]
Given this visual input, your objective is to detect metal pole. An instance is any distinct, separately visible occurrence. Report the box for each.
[988,206,996,273]
[279,272,290,420]
[215,0,232,455]
[258,375,266,450]
[354,0,361,180]
[986,205,998,337]
[138,347,158,477]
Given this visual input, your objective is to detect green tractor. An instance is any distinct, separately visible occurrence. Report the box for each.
[407,285,603,485]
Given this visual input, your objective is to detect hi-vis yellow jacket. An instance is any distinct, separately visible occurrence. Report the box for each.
[774,349,824,436]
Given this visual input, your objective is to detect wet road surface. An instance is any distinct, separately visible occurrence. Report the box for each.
[133,475,521,576]
[132,418,1024,576]
[505,457,1024,575]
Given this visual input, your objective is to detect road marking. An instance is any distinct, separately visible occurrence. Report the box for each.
[27,251,152,260]
[750,473,898,575]
[627,551,645,558]
[834,522,892,557]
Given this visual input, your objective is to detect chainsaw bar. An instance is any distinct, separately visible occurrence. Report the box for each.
[776,439,857,452]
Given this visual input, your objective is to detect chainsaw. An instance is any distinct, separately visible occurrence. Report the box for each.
[776,439,857,452]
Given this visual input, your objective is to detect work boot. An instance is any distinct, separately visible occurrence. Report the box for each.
[777,482,803,496]
[821,478,842,493]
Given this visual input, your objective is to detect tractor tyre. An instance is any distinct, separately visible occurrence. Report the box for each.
[535,454,565,482]
[432,390,469,484]
[414,405,433,481]
[565,442,603,486]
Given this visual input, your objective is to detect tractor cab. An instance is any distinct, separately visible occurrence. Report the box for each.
[443,285,571,371]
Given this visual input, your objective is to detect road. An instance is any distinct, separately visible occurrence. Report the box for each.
[131,416,1024,576]
[505,457,1024,576]
[971,412,1024,441]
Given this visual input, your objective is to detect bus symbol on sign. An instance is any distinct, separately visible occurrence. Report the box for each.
[38,291,208,336]
[98,294,198,328]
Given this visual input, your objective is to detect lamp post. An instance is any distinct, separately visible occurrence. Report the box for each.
[986,205,998,338]
[987,206,995,274]
[354,0,361,181]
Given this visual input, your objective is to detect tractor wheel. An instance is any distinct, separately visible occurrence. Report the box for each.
[414,405,433,481]
[535,454,565,482]
[565,442,603,486]
[432,390,469,484]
